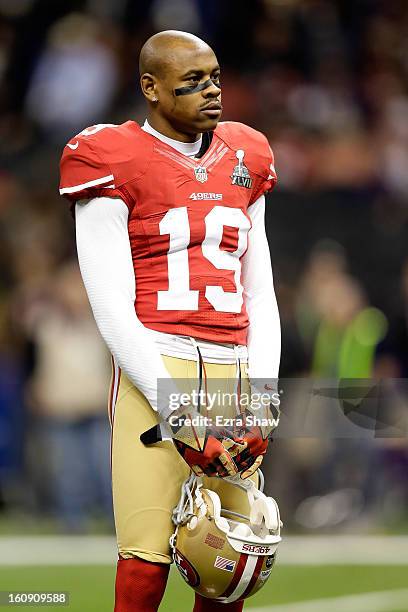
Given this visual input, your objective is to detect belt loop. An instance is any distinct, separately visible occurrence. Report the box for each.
[233,345,241,382]
[233,345,243,424]
[189,337,202,411]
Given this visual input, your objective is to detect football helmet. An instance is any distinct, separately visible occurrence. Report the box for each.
[170,472,282,603]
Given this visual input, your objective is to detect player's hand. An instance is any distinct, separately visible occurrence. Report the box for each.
[140,406,243,478]
[222,382,281,479]
[222,431,267,479]
[170,416,243,478]
[174,431,239,478]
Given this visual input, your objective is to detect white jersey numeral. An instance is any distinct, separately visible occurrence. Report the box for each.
[157,208,199,310]
[158,205,250,312]
[202,206,250,312]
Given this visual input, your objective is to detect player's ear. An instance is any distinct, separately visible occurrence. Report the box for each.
[140,73,159,103]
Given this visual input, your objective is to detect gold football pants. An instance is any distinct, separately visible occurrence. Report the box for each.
[109,354,255,564]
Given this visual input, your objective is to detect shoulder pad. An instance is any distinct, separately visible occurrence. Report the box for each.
[216,121,277,202]
[59,121,151,206]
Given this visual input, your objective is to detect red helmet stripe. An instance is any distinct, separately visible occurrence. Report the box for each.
[240,554,264,599]
[219,553,248,599]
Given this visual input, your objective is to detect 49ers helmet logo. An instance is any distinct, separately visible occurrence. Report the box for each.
[174,550,200,587]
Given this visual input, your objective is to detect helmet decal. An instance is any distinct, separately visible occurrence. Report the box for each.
[260,569,272,581]
[204,532,225,550]
[214,556,236,572]
[174,550,200,587]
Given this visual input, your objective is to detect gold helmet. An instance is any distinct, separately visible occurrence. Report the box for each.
[170,473,282,604]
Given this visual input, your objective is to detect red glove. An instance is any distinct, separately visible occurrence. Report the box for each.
[167,406,249,477]
[222,429,268,479]
[141,411,243,477]
[222,384,281,479]
[173,430,240,478]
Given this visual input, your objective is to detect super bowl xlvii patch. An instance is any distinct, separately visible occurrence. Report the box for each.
[214,556,236,572]
[231,149,252,189]
[194,166,208,183]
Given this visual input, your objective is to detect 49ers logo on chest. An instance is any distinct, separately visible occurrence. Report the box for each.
[194,165,208,183]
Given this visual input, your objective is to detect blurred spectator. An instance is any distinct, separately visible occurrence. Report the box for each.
[151,0,201,33]
[25,13,119,141]
[295,242,388,377]
[379,257,408,378]
[17,261,112,531]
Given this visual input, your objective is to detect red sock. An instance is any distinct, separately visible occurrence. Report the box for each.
[193,594,244,611]
[114,556,169,612]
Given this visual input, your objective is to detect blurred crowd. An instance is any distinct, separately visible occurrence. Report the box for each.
[0,0,407,533]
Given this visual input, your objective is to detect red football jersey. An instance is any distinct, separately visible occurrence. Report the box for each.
[59,121,277,344]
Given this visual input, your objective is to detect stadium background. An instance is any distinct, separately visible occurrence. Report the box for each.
[0,0,407,610]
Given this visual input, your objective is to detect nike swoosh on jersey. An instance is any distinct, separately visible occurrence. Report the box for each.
[67,141,79,150]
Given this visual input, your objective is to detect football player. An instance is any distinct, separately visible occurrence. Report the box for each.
[59,31,281,612]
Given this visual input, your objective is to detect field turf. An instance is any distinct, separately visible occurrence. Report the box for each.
[0,564,407,611]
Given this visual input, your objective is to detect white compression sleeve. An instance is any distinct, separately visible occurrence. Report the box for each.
[242,195,281,380]
[75,197,176,418]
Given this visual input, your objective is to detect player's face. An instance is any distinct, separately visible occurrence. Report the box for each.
[156,47,222,136]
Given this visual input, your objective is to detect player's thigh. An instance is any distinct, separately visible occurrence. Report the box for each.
[111,357,191,562]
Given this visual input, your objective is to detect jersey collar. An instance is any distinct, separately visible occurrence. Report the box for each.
[142,120,202,158]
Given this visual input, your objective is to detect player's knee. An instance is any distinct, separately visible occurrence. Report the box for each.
[115,556,169,611]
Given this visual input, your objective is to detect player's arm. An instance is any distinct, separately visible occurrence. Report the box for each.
[75,196,178,418]
[59,133,176,417]
[224,194,281,479]
[242,194,281,382]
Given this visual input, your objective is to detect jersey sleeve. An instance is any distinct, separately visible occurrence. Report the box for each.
[59,137,130,207]
[250,134,277,204]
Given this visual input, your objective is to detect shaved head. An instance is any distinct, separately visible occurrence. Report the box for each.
[139,30,213,77]
[139,30,222,142]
